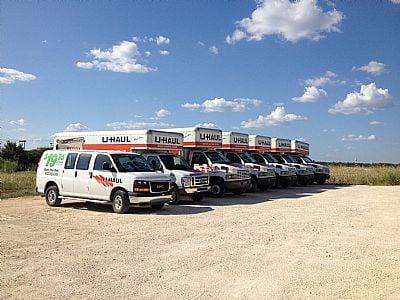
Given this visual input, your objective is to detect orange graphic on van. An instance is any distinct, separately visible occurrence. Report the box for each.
[93,175,114,187]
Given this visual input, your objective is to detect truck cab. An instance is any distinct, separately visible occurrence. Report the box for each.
[141,152,210,203]
[272,154,315,185]
[251,152,297,187]
[290,155,330,184]
[36,150,172,214]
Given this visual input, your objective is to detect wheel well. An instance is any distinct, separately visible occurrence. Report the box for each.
[110,187,128,201]
[44,181,58,192]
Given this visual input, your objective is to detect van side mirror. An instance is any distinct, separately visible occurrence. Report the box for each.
[102,162,111,171]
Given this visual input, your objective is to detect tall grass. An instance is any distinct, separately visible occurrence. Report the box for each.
[0,157,18,173]
[0,171,37,199]
[328,165,400,185]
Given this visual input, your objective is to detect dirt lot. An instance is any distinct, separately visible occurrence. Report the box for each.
[1,185,399,299]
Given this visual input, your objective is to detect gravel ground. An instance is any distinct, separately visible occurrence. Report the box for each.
[1,185,399,299]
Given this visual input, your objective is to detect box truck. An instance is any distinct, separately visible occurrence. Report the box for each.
[53,130,210,204]
[290,140,330,184]
[270,138,314,185]
[164,127,251,197]
[248,135,296,188]
[219,132,276,192]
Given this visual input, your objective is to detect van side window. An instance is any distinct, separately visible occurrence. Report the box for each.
[192,152,208,165]
[94,154,112,171]
[65,153,78,169]
[76,154,92,170]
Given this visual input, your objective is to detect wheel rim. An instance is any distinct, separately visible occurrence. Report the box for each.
[48,190,56,203]
[114,195,123,210]
[211,184,221,195]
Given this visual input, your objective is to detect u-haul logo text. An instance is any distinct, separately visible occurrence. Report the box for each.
[233,137,248,144]
[258,139,271,146]
[154,136,180,144]
[200,133,221,141]
[102,136,131,143]
[278,141,291,148]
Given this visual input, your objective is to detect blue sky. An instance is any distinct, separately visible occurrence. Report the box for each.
[1,0,399,162]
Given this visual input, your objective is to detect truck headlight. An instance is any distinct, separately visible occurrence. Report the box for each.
[181,176,191,187]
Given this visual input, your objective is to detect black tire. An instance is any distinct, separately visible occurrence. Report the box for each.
[232,188,246,195]
[279,178,290,188]
[45,185,62,207]
[168,185,180,205]
[151,203,165,210]
[248,176,258,193]
[112,190,130,214]
[316,178,326,185]
[209,180,225,198]
[190,194,203,201]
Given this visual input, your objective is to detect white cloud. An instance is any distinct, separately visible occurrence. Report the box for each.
[241,106,307,128]
[64,123,90,132]
[352,61,387,75]
[155,108,171,118]
[0,68,36,84]
[209,46,219,54]
[226,0,343,44]
[304,70,343,87]
[197,41,205,46]
[144,51,151,57]
[76,41,156,73]
[341,134,377,141]
[106,121,172,130]
[195,122,219,129]
[292,86,327,103]
[390,0,400,3]
[155,36,170,45]
[9,118,26,126]
[329,83,392,115]
[369,120,382,125]
[159,50,170,56]
[182,97,262,113]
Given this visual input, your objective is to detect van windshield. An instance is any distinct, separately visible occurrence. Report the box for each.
[272,154,285,164]
[111,154,152,172]
[262,153,279,163]
[159,155,192,170]
[205,151,230,164]
[302,156,313,163]
[291,155,304,164]
[238,152,256,163]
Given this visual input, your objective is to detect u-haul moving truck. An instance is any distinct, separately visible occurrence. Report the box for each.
[248,135,295,188]
[54,130,210,203]
[270,138,314,185]
[290,140,330,184]
[164,127,251,198]
[220,132,276,192]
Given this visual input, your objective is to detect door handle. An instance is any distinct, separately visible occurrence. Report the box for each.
[89,172,93,178]
[75,170,77,178]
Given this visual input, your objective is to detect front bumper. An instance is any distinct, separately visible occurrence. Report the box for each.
[128,192,171,205]
[297,174,312,185]
[315,173,330,181]
[257,176,276,188]
[277,174,292,187]
[225,178,251,192]
[179,186,210,195]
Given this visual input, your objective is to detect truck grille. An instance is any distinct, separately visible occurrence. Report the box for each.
[236,169,250,179]
[192,175,209,187]
[150,181,170,193]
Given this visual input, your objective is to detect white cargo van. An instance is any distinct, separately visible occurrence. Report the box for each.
[165,127,251,197]
[220,132,276,192]
[53,130,210,204]
[248,135,296,188]
[290,140,330,184]
[36,150,172,213]
[271,138,314,185]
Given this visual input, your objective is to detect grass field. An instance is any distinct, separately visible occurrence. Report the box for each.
[328,165,400,185]
[0,171,37,199]
[1,165,399,199]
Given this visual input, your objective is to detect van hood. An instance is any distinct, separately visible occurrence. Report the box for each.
[131,172,172,181]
